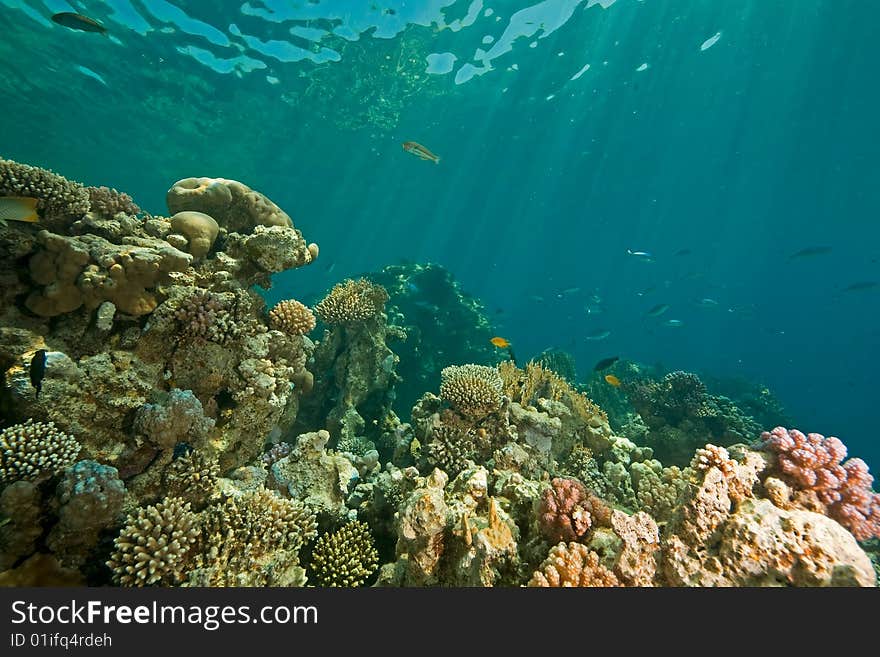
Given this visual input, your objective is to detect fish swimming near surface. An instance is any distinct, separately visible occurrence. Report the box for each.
[0,196,39,227]
[626,249,653,259]
[646,303,670,317]
[585,329,611,341]
[604,374,621,387]
[51,12,108,34]
[593,356,619,372]
[788,245,832,260]
[29,349,47,398]
[842,281,878,292]
[402,141,440,163]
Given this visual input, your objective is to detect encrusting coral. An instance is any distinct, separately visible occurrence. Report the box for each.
[107,496,201,587]
[0,419,80,485]
[309,520,379,587]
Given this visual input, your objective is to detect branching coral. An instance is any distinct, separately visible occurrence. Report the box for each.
[314,278,389,325]
[0,419,80,485]
[439,364,503,417]
[107,497,201,586]
[0,156,90,221]
[761,427,880,541]
[189,489,317,586]
[86,186,141,217]
[268,299,316,336]
[425,424,475,476]
[528,542,620,587]
[310,520,379,587]
[163,450,219,510]
[538,477,610,543]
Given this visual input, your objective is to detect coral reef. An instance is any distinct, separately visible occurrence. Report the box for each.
[537,477,609,544]
[309,520,379,587]
[440,364,503,418]
[314,278,388,325]
[86,186,142,219]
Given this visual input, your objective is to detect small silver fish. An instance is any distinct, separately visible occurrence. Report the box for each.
[663,319,683,327]
[646,303,670,317]
[585,329,612,341]
[697,298,719,307]
[627,249,653,258]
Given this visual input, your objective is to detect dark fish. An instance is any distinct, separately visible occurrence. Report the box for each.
[646,303,670,317]
[507,346,518,366]
[29,349,47,398]
[51,12,108,34]
[593,356,619,372]
[789,246,832,259]
[674,248,692,256]
[842,281,878,292]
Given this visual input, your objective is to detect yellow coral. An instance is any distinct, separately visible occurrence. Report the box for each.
[269,299,316,336]
[310,520,379,587]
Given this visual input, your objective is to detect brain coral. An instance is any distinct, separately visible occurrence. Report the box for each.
[761,427,880,541]
[269,299,316,336]
[310,520,379,587]
[314,278,389,325]
[0,419,80,485]
[0,156,90,221]
[528,542,620,587]
[107,497,201,586]
[439,364,503,416]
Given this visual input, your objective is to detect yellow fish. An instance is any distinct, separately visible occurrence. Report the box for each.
[490,336,511,348]
[604,374,621,387]
[0,196,39,228]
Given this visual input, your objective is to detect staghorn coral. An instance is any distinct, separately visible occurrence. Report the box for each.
[528,542,620,587]
[439,364,503,417]
[86,186,142,218]
[188,488,317,587]
[310,520,379,587]
[761,427,880,541]
[314,278,389,325]
[269,299,316,336]
[107,497,200,587]
[0,156,90,223]
[0,419,80,485]
[47,460,126,567]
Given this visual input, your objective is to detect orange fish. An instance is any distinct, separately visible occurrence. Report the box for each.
[403,141,440,164]
[490,337,510,348]
[604,374,621,387]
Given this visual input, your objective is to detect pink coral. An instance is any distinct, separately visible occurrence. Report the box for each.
[538,477,609,543]
[761,427,880,541]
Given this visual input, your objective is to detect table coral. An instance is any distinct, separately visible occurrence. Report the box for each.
[761,427,880,541]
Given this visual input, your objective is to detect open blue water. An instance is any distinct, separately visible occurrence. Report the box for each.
[1,0,877,466]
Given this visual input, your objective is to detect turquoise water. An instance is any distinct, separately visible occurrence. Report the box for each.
[1,0,877,465]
